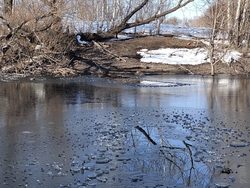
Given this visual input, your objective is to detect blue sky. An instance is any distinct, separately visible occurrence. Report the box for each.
[168,0,207,20]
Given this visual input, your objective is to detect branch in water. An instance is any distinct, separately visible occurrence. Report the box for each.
[135,125,157,145]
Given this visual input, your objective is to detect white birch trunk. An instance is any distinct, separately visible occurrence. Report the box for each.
[110,0,117,29]
[156,19,161,35]
[227,0,233,39]
[100,0,106,31]
[234,0,242,46]
[240,0,249,30]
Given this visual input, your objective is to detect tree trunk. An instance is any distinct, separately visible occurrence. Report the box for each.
[210,63,215,76]
[81,0,195,41]
[209,45,215,76]
[110,0,117,29]
[227,0,233,42]
[156,19,161,35]
[4,0,13,15]
[234,0,242,47]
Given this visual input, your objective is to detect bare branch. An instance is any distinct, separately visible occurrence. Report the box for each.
[128,0,194,28]
[120,0,149,26]
[0,15,12,31]
[109,0,195,35]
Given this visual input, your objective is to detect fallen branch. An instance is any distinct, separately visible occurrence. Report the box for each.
[92,41,127,62]
[135,125,157,145]
[178,64,194,74]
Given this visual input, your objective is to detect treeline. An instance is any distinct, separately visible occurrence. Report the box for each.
[192,0,250,48]
[0,0,249,76]
[0,0,195,76]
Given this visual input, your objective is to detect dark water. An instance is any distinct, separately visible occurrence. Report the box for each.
[0,75,250,188]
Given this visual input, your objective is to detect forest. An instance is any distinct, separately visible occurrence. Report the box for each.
[0,0,249,76]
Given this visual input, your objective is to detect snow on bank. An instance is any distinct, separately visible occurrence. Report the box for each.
[124,24,211,39]
[72,20,241,66]
[137,48,242,65]
[140,81,177,87]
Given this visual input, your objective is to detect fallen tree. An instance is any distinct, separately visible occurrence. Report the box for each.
[77,0,195,41]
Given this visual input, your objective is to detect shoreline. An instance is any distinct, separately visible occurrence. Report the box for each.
[1,36,249,78]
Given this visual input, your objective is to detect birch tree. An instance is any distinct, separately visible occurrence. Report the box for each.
[225,0,249,47]
[199,0,250,75]
[234,0,242,46]
[208,0,220,76]
[203,0,228,75]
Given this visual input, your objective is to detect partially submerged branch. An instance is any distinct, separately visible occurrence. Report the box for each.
[135,125,157,145]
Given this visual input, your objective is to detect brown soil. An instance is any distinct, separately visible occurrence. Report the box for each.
[72,36,250,78]
[2,35,249,78]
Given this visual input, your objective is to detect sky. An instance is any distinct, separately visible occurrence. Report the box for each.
[168,0,207,20]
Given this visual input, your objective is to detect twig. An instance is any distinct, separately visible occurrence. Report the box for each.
[159,149,183,173]
[183,141,194,170]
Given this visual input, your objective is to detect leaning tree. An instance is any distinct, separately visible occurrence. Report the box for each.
[73,0,195,41]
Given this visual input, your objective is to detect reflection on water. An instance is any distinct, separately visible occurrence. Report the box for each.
[0,75,250,187]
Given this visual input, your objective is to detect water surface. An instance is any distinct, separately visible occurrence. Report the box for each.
[0,75,249,188]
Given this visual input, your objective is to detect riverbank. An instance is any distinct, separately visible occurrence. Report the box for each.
[1,35,249,78]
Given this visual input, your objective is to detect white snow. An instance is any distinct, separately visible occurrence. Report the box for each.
[140,81,177,87]
[137,47,242,65]
[71,21,242,66]
[125,24,241,66]
[124,24,211,39]
[223,50,242,63]
[137,48,209,65]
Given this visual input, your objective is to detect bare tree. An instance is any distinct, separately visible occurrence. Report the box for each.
[200,0,230,75]
[197,0,250,75]
[0,0,196,76]
[220,0,250,47]
[0,0,77,76]
[76,0,195,40]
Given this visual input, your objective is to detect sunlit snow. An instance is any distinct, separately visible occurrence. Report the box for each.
[140,81,177,87]
[137,48,241,65]
[137,48,208,65]
[72,21,242,66]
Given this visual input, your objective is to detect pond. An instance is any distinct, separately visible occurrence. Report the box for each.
[0,75,250,188]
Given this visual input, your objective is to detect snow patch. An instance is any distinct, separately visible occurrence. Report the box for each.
[138,48,241,65]
[140,81,177,87]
